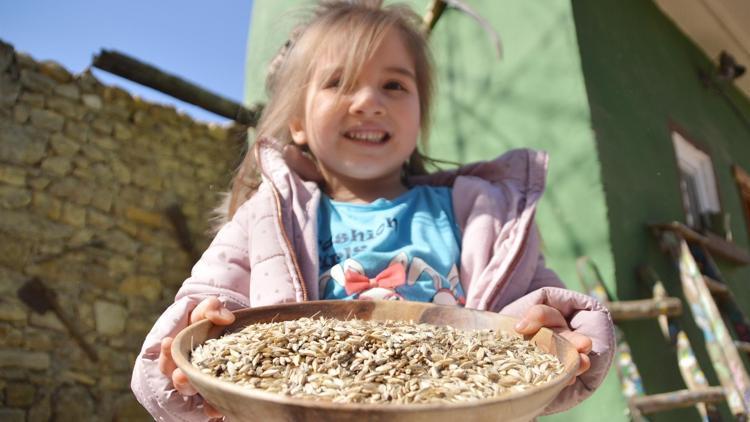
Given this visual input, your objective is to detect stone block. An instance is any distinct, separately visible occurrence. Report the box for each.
[125,206,164,228]
[23,329,54,351]
[29,108,64,132]
[52,385,94,422]
[90,134,119,150]
[65,182,94,207]
[0,236,33,272]
[107,255,134,276]
[39,60,72,83]
[0,409,25,422]
[113,122,133,141]
[88,210,114,230]
[0,350,51,370]
[0,74,21,107]
[0,301,26,322]
[138,246,163,270]
[90,187,114,212]
[64,119,91,143]
[0,40,13,72]
[40,156,72,177]
[54,83,80,100]
[27,393,51,422]
[32,192,63,221]
[119,275,161,302]
[19,91,44,107]
[12,103,29,123]
[81,93,102,109]
[0,210,72,240]
[28,176,51,190]
[94,300,128,336]
[6,382,36,406]
[48,177,78,198]
[110,159,131,184]
[80,143,107,162]
[60,370,96,386]
[132,167,162,190]
[75,70,102,93]
[0,324,23,348]
[47,96,85,120]
[91,117,113,135]
[20,69,56,94]
[61,202,86,228]
[28,312,66,332]
[90,163,114,184]
[0,185,32,209]
[102,230,139,257]
[50,133,81,156]
[0,164,26,186]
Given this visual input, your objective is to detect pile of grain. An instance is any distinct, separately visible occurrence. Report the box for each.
[190,317,563,404]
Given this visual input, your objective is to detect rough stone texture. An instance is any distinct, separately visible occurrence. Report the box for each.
[94,301,128,336]
[0,41,245,420]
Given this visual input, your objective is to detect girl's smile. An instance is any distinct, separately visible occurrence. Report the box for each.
[289,27,421,203]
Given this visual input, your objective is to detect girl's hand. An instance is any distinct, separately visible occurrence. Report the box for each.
[514,304,592,385]
[158,297,235,418]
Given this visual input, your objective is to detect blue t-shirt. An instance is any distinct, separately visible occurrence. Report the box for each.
[317,185,465,306]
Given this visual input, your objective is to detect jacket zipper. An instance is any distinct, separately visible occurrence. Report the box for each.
[483,212,533,310]
[254,142,309,301]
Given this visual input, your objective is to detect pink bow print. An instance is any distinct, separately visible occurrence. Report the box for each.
[344,263,406,296]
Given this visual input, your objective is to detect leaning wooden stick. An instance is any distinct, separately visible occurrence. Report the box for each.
[639,266,722,422]
[576,257,648,422]
[691,244,750,355]
[658,231,749,418]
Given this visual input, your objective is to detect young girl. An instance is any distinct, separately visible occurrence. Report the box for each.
[132,1,614,420]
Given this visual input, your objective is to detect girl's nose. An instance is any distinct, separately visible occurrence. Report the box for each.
[348,87,385,117]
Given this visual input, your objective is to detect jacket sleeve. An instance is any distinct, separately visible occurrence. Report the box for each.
[130,207,252,422]
[499,256,615,415]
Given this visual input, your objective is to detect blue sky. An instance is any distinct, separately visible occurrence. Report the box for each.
[0,0,254,123]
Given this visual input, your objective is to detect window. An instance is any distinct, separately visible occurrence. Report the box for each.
[672,131,720,229]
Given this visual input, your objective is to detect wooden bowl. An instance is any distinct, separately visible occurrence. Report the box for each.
[172,300,579,422]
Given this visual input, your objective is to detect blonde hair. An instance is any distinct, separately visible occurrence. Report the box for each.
[226,0,435,219]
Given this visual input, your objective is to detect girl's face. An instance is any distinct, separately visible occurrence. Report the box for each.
[289,28,421,198]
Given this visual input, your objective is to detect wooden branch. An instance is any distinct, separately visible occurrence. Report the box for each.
[607,297,682,321]
[737,341,750,353]
[703,275,730,298]
[631,387,726,415]
[165,203,200,266]
[650,221,750,264]
[92,49,261,126]
[422,0,448,34]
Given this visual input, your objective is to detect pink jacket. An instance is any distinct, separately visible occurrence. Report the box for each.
[131,140,614,421]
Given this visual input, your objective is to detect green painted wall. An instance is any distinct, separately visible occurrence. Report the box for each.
[573,0,750,420]
[245,1,622,420]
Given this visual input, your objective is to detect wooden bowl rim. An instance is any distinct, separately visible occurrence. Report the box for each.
[172,300,579,412]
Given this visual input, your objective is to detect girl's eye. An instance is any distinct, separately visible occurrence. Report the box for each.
[323,77,341,89]
[384,81,407,91]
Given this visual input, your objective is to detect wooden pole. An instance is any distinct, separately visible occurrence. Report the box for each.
[661,232,750,417]
[631,387,726,415]
[575,257,649,422]
[607,297,682,321]
[92,49,261,126]
[639,266,722,421]
[422,0,448,34]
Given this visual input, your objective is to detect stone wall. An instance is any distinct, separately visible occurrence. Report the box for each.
[0,40,246,421]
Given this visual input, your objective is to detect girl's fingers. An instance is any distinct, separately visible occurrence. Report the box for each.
[190,297,235,326]
[559,330,593,354]
[577,352,591,376]
[189,297,221,324]
[172,368,197,396]
[514,304,568,335]
[158,337,176,376]
[203,401,224,418]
